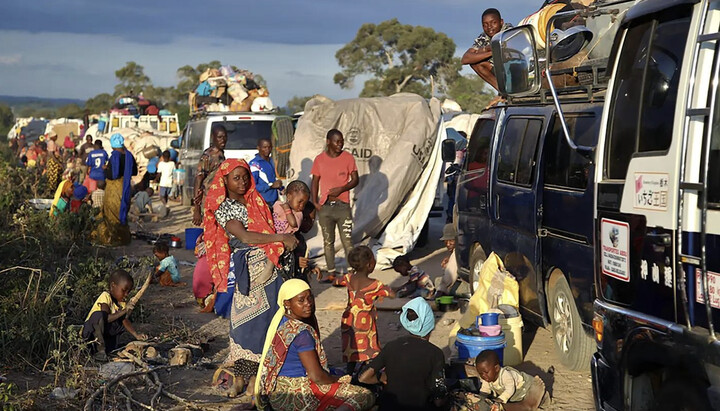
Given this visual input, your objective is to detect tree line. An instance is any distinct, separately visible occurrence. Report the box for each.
[1,19,493,138]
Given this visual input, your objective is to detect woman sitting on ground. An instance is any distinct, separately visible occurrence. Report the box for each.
[255,279,375,411]
[203,159,298,397]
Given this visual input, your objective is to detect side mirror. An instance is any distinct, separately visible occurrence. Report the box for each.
[491,26,541,97]
[442,139,456,163]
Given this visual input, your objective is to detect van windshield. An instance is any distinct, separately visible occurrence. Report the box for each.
[215,120,273,150]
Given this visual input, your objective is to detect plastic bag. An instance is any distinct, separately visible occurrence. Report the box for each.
[449,252,519,343]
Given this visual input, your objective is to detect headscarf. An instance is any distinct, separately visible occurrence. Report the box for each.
[255,279,313,404]
[49,179,72,216]
[400,297,435,337]
[110,133,124,148]
[203,159,283,293]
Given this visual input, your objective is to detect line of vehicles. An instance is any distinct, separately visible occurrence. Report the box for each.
[441,0,720,409]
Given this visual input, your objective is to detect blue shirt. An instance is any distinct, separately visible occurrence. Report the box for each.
[147,157,159,174]
[277,317,316,377]
[86,149,109,181]
[168,148,178,162]
[158,255,180,283]
[249,154,279,205]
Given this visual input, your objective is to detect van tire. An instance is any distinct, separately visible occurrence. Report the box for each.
[468,247,487,295]
[654,377,711,411]
[548,275,594,371]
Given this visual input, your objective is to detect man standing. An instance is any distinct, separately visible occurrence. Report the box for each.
[249,137,282,206]
[311,129,359,281]
[79,135,95,162]
[461,8,513,91]
[192,124,227,226]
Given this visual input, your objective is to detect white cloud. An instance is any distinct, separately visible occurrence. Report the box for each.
[0,30,360,106]
[0,54,21,65]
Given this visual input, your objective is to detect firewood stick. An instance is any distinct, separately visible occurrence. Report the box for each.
[129,272,152,307]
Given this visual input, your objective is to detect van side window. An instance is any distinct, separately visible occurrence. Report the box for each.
[497,118,543,186]
[709,81,720,206]
[465,119,494,172]
[187,120,206,150]
[545,115,597,190]
[606,12,691,179]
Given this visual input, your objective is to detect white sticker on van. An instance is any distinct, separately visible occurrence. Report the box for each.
[601,219,630,282]
[695,269,720,309]
[634,173,669,211]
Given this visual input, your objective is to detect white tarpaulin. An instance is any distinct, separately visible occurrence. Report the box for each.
[288,93,444,269]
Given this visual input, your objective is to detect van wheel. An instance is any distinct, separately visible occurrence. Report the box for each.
[654,378,711,411]
[468,247,486,295]
[548,275,594,371]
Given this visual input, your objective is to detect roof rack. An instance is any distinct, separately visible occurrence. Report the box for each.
[189,108,280,119]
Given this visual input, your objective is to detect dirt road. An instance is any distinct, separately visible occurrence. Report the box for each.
[110,203,595,410]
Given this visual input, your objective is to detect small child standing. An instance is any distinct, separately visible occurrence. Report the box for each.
[82,270,146,361]
[156,150,176,206]
[153,241,185,286]
[392,255,436,299]
[341,246,396,374]
[92,179,106,210]
[475,350,550,411]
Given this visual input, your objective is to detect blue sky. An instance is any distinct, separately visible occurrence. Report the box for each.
[0,0,539,107]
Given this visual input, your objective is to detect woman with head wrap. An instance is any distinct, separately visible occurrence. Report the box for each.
[360,297,449,410]
[203,159,299,397]
[255,279,374,410]
[44,148,64,197]
[93,133,137,245]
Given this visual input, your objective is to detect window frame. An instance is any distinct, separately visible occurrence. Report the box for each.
[544,113,598,192]
[495,116,544,188]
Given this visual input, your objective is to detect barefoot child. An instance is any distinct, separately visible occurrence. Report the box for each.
[82,270,146,361]
[341,246,396,374]
[153,241,185,286]
[392,255,436,299]
[475,350,550,411]
[271,180,320,281]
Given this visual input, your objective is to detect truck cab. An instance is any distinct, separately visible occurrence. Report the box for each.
[490,0,720,408]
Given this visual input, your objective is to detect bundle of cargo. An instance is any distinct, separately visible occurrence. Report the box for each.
[111,94,166,117]
[189,66,274,113]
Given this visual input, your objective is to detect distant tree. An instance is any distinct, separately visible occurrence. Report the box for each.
[114,61,151,96]
[56,103,84,119]
[286,96,313,115]
[445,74,494,114]
[84,93,115,114]
[16,107,55,119]
[334,19,457,98]
[0,103,13,139]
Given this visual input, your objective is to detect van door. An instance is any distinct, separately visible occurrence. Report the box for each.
[491,112,546,319]
[596,10,692,323]
[182,119,207,200]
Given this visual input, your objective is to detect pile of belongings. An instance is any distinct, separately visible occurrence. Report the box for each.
[189,66,274,113]
[111,94,172,117]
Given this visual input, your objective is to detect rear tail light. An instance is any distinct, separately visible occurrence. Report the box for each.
[593,313,604,347]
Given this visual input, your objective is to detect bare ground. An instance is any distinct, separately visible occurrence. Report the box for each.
[13,202,594,409]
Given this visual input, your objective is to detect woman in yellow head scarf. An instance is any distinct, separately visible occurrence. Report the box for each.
[255,279,374,411]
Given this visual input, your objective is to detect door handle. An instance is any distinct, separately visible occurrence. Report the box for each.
[494,194,500,220]
[646,232,671,247]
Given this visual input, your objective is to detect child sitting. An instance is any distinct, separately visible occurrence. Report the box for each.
[82,270,146,361]
[475,350,550,411]
[70,184,90,212]
[131,186,154,215]
[392,255,436,298]
[341,246,395,374]
[153,241,185,286]
[359,297,448,410]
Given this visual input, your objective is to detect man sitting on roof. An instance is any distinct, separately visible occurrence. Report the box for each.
[462,8,513,91]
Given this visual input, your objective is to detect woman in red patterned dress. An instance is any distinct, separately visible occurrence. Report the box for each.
[341,246,396,374]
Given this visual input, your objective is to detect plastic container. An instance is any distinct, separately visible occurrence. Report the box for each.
[479,312,500,327]
[185,228,203,250]
[455,332,506,364]
[500,315,524,366]
[477,324,502,336]
[173,169,186,186]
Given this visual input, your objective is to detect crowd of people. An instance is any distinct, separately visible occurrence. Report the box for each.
[74,117,549,409]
